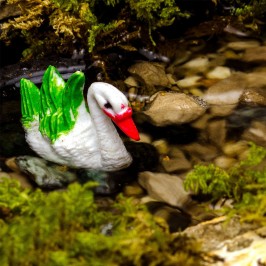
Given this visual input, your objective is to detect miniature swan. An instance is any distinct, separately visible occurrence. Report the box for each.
[20,65,139,171]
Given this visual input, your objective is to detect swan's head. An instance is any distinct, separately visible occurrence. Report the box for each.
[89,82,140,141]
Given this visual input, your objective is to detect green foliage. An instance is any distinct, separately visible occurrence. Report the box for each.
[184,143,266,225]
[0,178,208,266]
[0,0,188,58]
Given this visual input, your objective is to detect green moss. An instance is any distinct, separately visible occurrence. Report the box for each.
[184,143,266,225]
[0,178,210,266]
[0,0,189,58]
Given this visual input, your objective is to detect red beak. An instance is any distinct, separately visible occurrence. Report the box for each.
[103,107,140,141]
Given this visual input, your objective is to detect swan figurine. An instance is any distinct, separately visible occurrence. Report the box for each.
[20,65,139,171]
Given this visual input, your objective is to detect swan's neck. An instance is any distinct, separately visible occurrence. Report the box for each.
[87,92,132,170]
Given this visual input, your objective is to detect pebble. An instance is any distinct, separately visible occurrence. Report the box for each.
[176,75,202,88]
[222,141,249,158]
[182,143,219,162]
[242,121,266,148]
[203,73,247,116]
[138,171,191,208]
[239,87,266,107]
[128,62,170,87]
[124,76,139,87]
[225,40,260,51]
[242,46,266,63]
[123,183,144,197]
[206,66,231,80]
[161,157,192,173]
[143,91,207,126]
[206,119,227,148]
[214,156,237,169]
[152,139,169,155]
[180,56,210,74]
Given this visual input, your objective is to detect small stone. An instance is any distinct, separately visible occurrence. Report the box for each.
[242,121,266,148]
[123,183,144,196]
[161,157,192,173]
[124,76,139,87]
[207,119,227,148]
[128,62,170,87]
[242,46,266,63]
[226,40,260,51]
[239,87,266,107]
[203,73,246,116]
[152,139,169,155]
[138,132,152,143]
[214,156,237,169]
[182,143,218,161]
[143,91,207,126]
[176,76,202,88]
[166,73,177,85]
[191,113,213,130]
[206,66,231,80]
[223,141,249,157]
[138,171,191,208]
[181,56,210,74]
[188,87,204,97]
[246,72,266,88]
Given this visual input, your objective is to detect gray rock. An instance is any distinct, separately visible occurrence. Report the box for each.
[15,156,77,188]
[138,171,191,208]
[143,91,207,126]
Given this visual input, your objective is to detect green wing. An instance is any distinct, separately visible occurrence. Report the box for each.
[39,65,66,142]
[39,66,86,143]
[62,71,86,129]
[20,65,86,143]
[20,78,40,128]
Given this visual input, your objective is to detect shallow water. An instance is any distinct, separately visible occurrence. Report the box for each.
[1,34,266,183]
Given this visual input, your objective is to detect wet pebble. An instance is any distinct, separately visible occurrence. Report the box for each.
[203,73,247,116]
[128,62,170,87]
[143,91,207,126]
[239,87,266,107]
[242,121,266,148]
[206,119,227,148]
[161,157,192,173]
[138,171,191,208]
[214,156,238,169]
[242,46,266,63]
[225,40,260,51]
[206,66,231,80]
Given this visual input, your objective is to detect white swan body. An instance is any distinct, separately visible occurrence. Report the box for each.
[20,66,139,171]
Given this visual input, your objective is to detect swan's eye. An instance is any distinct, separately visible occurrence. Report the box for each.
[104,102,112,109]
